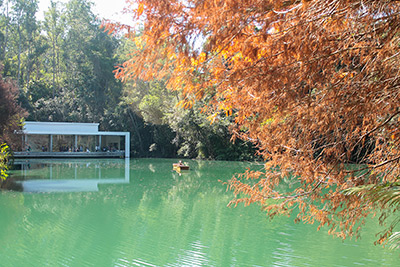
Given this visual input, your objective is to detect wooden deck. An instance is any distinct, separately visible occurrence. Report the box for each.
[13,151,125,158]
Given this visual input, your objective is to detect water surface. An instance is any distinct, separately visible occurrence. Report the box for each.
[0,158,398,266]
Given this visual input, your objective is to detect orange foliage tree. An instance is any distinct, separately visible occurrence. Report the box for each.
[104,0,400,243]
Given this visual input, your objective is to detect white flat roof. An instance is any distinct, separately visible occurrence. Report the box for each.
[24,121,99,135]
[23,121,128,136]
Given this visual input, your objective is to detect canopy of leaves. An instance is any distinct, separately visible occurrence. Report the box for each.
[105,0,400,243]
[0,70,25,149]
[0,0,257,159]
[0,0,123,124]
[0,143,10,181]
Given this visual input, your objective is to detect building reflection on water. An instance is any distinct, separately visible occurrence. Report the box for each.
[12,159,130,193]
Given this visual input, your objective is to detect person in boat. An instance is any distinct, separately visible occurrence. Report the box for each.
[174,160,184,167]
[173,161,189,170]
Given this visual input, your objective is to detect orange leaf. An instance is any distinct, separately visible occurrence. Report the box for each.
[137,3,144,16]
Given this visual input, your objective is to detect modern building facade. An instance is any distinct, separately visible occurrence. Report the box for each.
[15,121,130,158]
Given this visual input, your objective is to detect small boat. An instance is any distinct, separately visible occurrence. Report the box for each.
[173,162,190,171]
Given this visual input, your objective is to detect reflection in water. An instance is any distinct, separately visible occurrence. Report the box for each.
[12,159,130,192]
[1,159,398,266]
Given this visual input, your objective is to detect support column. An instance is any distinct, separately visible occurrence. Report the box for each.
[50,135,53,152]
[125,132,130,158]
[99,135,102,151]
[74,135,78,151]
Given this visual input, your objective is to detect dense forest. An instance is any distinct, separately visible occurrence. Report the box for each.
[0,0,257,160]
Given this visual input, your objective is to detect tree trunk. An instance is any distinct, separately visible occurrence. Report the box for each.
[128,109,144,155]
[17,25,21,87]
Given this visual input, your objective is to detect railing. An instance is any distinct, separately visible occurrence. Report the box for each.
[13,151,125,158]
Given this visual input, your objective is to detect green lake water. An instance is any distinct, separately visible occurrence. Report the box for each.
[0,158,398,266]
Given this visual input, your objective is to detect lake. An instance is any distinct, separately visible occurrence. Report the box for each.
[0,158,398,266]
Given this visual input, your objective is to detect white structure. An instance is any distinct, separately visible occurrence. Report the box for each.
[19,121,130,158]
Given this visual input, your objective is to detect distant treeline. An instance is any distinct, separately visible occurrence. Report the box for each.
[0,0,257,160]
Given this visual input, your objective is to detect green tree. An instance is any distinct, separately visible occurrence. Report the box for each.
[0,0,11,60]
[42,0,65,97]
[60,0,120,122]
[19,0,122,124]
[8,0,38,87]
